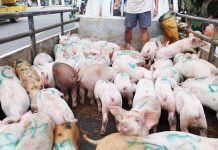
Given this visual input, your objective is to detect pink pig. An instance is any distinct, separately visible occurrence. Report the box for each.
[94,80,122,135]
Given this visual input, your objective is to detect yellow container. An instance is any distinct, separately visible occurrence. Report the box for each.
[159,11,179,43]
[1,0,16,4]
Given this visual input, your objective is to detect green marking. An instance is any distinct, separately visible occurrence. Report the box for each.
[53,139,75,150]
[194,77,207,81]
[133,100,148,110]
[100,80,110,84]
[171,67,178,75]
[161,77,171,85]
[127,138,167,150]
[120,72,128,77]
[128,62,138,69]
[167,133,201,142]
[117,51,127,56]
[208,84,218,93]
[23,120,48,138]
[1,67,14,79]
[0,132,19,149]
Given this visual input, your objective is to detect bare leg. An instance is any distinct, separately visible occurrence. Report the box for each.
[87,91,95,105]
[125,27,132,49]
[140,27,149,48]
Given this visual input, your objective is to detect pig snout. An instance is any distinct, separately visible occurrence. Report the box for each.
[118,122,130,133]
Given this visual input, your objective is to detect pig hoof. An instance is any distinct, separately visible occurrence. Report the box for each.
[72,103,77,108]
[100,130,105,135]
[31,106,39,113]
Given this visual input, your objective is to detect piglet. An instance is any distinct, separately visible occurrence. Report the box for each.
[0,111,32,150]
[173,86,207,136]
[52,62,78,107]
[53,122,79,150]
[94,80,122,135]
[0,66,30,124]
[15,112,54,150]
[33,53,53,66]
[36,88,77,125]
[110,78,161,137]
[114,73,134,106]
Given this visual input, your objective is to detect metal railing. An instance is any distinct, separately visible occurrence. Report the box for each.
[176,13,218,63]
[0,8,79,62]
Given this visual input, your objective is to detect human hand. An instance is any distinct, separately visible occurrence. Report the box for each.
[153,6,158,17]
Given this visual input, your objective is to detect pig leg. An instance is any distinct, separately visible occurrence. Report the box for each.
[127,92,133,106]
[168,112,177,131]
[87,91,95,105]
[79,84,85,104]
[71,85,78,107]
[151,125,157,133]
[31,102,39,113]
[200,128,207,137]
[96,98,102,114]
[100,106,108,135]
[216,112,218,119]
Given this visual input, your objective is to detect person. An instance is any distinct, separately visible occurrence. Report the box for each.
[114,0,159,50]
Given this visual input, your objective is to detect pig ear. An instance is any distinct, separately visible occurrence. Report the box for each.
[191,37,197,44]
[109,106,125,121]
[143,111,157,123]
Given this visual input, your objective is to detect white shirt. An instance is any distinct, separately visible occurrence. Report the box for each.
[125,0,152,14]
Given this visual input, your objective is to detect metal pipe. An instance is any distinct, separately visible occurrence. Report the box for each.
[0,18,79,45]
[120,0,124,17]
[28,16,36,64]
[0,32,31,44]
[60,12,64,35]
[35,18,80,34]
[176,13,218,24]
[0,8,78,19]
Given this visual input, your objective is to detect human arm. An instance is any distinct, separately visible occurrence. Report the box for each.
[114,0,120,10]
[153,0,158,17]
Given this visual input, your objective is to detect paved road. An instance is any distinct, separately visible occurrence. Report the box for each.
[0,6,77,56]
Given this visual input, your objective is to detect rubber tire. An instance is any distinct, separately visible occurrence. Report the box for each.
[10,18,19,23]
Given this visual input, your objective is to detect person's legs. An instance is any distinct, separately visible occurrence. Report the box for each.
[124,13,137,49]
[139,11,151,48]
[140,27,149,48]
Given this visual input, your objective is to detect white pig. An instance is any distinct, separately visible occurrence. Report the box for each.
[155,77,177,131]
[141,41,158,63]
[181,76,218,119]
[36,88,77,125]
[173,86,207,136]
[33,53,53,66]
[155,37,204,59]
[114,73,134,105]
[94,80,122,135]
[15,112,55,150]
[0,66,30,124]
[0,111,32,150]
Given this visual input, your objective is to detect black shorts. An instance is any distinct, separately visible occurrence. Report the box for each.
[125,11,151,28]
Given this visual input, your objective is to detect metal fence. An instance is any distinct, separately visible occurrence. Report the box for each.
[0,8,79,62]
[176,13,218,63]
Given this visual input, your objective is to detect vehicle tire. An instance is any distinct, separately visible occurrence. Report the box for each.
[10,18,19,23]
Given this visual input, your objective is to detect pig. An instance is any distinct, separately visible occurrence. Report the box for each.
[146,131,218,150]
[0,66,30,124]
[0,111,32,150]
[11,60,44,113]
[150,59,173,72]
[173,57,218,79]
[114,73,134,105]
[155,37,205,59]
[78,64,117,105]
[173,86,207,136]
[94,80,122,134]
[112,59,151,83]
[133,78,155,102]
[65,34,81,46]
[180,76,218,119]
[109,77,161,137]
[141,41,158,64]
[84,131,218,150]
[109,96,161,137]
[52,62,78,107]
[36,88,77,125]
[83,133,147,150]
[111,50,145,64]
[33,62,55,88]
[33,53,53,66]
[155,77,177,131]
[59,32,70,45]
[15,112,55,150]
[53,122,79,150]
